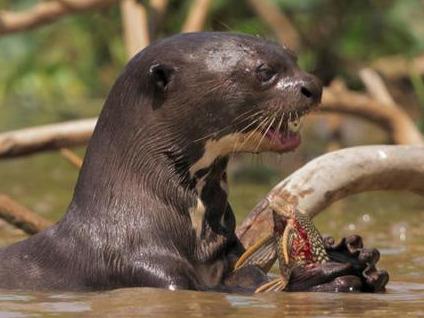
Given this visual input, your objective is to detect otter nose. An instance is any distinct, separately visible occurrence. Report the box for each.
[299,76,322,104]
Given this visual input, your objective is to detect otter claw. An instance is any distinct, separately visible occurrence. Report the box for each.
[324,235,388,292]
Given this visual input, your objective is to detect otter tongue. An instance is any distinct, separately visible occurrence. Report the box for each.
[266,128,300,147]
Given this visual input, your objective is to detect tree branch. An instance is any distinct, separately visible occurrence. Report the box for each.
[181,0,212,33]
[0,0,120,35]
[247,0,301,50]
[371,54,424,80]
[321,80,424,145]
[359,68,396,107]
[59,148,83,168]
[0,118,96,159]
[237,145,424,248]
[120,0,150,58]
[0,194,52,235]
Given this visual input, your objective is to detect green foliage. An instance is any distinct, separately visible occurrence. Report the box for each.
[0,1,125,129]
[0,0,422,130]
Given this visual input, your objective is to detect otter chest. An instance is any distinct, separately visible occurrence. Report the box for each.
[189,157,233,238]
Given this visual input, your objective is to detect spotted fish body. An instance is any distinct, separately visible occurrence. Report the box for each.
[233,202,330,293]
[241,204,329,293]
[277,209,329,266]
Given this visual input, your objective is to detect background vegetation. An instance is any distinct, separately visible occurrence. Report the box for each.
[0,0,423,240]
[1,0,423,129]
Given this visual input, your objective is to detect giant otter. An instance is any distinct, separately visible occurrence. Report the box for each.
[0,32,383,291]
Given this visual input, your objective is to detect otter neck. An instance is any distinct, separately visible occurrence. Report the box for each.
[71,116,230,219]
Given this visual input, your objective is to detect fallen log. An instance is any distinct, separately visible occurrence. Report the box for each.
[0,118,96,159]
[237,145,424,248]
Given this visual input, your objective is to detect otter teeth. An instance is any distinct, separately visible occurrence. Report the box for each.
[288,117,302,133]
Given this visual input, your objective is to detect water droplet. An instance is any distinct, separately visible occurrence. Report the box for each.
[378,150,387,159]
[362,214,370,222]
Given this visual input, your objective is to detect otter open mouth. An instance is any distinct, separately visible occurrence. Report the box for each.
[263,113,304,153]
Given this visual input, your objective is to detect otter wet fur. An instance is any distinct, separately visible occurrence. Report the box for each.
[0,32,379,292]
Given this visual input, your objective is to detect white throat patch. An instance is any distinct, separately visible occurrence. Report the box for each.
[189,132,266,177]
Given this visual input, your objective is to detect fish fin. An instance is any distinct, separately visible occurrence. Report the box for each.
[272,224,297,286]
[255,277,288,293]
[234,234,276,272]
[280,223,297,266]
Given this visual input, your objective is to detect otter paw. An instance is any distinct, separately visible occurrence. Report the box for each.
[308,275,363,293]
[323,235,389,292]
[286,262,357,292]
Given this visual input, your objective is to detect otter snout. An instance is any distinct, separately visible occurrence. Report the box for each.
[299,74,322,105]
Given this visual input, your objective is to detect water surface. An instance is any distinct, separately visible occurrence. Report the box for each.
[0,128,423,317]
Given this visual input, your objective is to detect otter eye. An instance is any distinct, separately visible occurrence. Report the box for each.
[256,64,276,83]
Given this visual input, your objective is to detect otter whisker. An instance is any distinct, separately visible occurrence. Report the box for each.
[231,115,265,153]
[238,114,272,151]
[237,115,265,134]
[254,115,276,153]
[232,110,266,130]
[232,108,259,123]
[238,110,266,122]
[276,112,285,135]
[192,127,230,143]
[193,110,265,144]
[233,120,264,153]
[286,112,293,137]
[234,114,270,152]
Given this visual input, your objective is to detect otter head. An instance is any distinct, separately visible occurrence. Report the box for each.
[77,32,322,198]
[140,32,321,176]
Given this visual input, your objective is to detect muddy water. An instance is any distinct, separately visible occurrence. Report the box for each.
[1,282,423,318]
[1,153,424,317]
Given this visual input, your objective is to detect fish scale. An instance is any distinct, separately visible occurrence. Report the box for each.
[233,203,330,293]
[292,210,329,264]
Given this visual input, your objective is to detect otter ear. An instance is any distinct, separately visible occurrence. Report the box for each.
[149,63,175,90]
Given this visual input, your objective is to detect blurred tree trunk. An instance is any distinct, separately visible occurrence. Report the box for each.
[182,0,212,33]
[247,0,300,51]
[149,0,169,37]
[120,0,150,58]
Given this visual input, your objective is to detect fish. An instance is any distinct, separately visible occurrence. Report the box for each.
[234,201,329,292]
